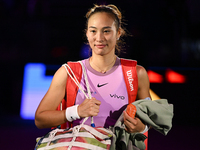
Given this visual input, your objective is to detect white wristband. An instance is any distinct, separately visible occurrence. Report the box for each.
[65,105,80,122]
[141,125,149,134]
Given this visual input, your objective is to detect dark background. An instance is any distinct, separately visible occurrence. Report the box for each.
[0,0,200,149]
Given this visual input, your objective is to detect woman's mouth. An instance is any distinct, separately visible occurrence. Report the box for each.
[95,44,106,49]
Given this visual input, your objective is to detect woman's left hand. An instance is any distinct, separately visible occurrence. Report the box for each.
[123,111,145,133]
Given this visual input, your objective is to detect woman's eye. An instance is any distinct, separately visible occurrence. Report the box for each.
[90,30,96,33]
[104,30,110,33]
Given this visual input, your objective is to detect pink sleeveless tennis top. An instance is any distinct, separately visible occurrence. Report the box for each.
[73,57,134,127]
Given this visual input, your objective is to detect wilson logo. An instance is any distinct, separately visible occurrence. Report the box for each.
[110,94,125,100]
[126,70,134,91]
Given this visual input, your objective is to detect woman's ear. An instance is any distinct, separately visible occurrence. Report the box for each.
[86,31,89,41]
[85,29,88,41]
[117,27,122,40]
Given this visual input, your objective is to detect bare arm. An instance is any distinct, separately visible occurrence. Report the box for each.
[35,66,68,129]
[35,66,101,129]
[136,65,151,100]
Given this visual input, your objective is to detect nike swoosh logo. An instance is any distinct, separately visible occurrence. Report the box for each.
[97,83,108,87]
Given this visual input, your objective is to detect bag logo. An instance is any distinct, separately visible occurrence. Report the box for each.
[126,70,134,91]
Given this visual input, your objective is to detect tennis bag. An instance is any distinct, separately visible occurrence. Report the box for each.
[35,122,113,150]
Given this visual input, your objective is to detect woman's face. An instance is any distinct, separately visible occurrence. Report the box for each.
[86,12,121,56]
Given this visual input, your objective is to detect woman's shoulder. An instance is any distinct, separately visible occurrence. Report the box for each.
[51,65,68,84]
[136,65,146,72]
[136,65,148,80]
[56,65,68,76]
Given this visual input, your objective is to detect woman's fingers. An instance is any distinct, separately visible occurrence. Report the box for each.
[123,111,145,133]
[78,98,101,118]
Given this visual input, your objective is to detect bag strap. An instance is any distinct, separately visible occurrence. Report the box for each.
[64,61,90,99]
[120,58,138,104]
[121,59,148,150]
[66,62,83,108]
[63,62,96,150]
[63,61,94,127]
[56,62,82,129]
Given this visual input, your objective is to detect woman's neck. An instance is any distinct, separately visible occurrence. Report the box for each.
[89,54,117,74]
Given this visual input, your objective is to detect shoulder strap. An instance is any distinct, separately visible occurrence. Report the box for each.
[59,62,82,129]
[66,62,82,108]
[121,58,148,150]
[120,58,138,104]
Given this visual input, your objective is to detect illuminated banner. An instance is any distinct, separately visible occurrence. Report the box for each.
[20,63,53,119]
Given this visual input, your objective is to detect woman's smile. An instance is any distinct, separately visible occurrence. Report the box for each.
[95,44,107,49]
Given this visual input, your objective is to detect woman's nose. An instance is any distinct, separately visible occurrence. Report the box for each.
[95,32,104,42]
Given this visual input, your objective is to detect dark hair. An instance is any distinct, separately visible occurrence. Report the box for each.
[85,4,127,55]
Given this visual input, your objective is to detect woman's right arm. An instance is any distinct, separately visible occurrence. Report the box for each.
[35,66,68,129]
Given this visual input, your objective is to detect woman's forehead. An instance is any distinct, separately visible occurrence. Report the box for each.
[87,12,116,28]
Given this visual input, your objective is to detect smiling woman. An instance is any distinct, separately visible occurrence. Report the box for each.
[87,12,119,58]
[35,4,151,150]
[85,4,126,56]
